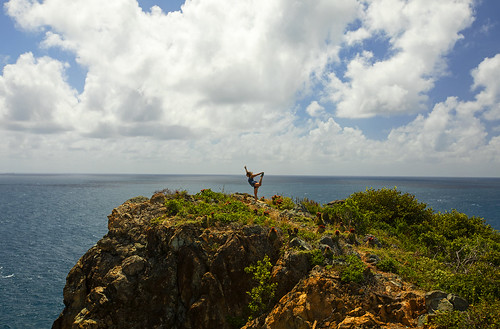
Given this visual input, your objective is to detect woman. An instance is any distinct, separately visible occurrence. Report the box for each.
[244,166,264,201]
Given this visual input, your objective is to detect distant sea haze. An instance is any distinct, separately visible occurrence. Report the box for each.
[0,174,499,328]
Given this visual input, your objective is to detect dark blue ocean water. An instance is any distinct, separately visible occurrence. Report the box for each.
[0,174,499,328]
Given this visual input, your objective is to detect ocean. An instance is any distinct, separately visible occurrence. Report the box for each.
[0,174,499,329]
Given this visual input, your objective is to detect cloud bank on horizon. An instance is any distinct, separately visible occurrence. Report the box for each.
[0,0,499,176]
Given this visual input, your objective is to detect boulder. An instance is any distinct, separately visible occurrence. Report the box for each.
[425,290,469,314]
[425,290,449,313]
[289,237,311,251]
[448,293,469,311]
[121,255,147,277]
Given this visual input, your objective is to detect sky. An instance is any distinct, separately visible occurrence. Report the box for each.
[1,0,499,177]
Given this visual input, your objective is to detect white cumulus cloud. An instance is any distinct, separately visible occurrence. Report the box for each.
[329,0,475,118]
[0,0,499,176]
[471,54,500,121]
[0,52,79,134]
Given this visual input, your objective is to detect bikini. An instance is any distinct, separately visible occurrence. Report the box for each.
[248,177,257,187]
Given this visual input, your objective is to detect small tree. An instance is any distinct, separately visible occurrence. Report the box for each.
[244,255,277,319]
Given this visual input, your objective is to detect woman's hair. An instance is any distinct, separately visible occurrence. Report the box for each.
[246,171,253,177]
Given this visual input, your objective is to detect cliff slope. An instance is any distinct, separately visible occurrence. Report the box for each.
[52,190,474,329]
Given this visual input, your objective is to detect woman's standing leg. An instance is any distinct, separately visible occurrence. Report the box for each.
[253,173,264,201]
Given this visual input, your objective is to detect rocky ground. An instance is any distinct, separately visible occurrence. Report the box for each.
[52,192,468,329]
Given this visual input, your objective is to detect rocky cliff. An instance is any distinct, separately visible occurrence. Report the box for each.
[52,191,468,329]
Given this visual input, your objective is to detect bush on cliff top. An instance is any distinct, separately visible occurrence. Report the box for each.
[340,254,367,283]
[342,189,499,301]
[350,187,433,227]
[338,189,499,328]
[156,188,269,226]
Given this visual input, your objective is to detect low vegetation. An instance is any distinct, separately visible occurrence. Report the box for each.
[150,187,500,328]
[244,255,278,319]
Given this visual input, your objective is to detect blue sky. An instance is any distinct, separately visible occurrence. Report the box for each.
[1,0,499,176]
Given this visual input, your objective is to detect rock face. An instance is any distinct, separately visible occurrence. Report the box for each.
[53,195,282,329]
[244,268,426,329]
[52,193,455,329]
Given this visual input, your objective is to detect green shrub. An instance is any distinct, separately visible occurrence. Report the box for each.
[196,188,228,203]
[349,187,432,228]
[214,212,251,224]
[430,299,500,329]
[271,195,295,210]
[326,198,369,234]
[221,200,250,213]
[340,254,366,283]
[163,189,263,226]
[418,211,500,265]
[376,257,398,274]
[429,210,492,240]
[349,188,499,307]
[418,230,449,260]
[297,229,319,242]
[300,198,323,215]
[299,249,325,267]
[244,255,278,319]
[190,200,217,216]
[310,249,326,266]
[165,199,184,216]
[280,197,295,210]
[434,262,500,303]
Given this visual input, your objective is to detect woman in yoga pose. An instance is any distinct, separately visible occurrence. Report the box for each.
[244,166,264,201]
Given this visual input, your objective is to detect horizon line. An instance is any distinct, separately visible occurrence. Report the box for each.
[1,172,499,179]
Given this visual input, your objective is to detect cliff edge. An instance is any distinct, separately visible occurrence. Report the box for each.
[52,189,477,329]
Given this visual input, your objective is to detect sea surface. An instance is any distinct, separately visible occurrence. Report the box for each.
[0,174,499,328]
